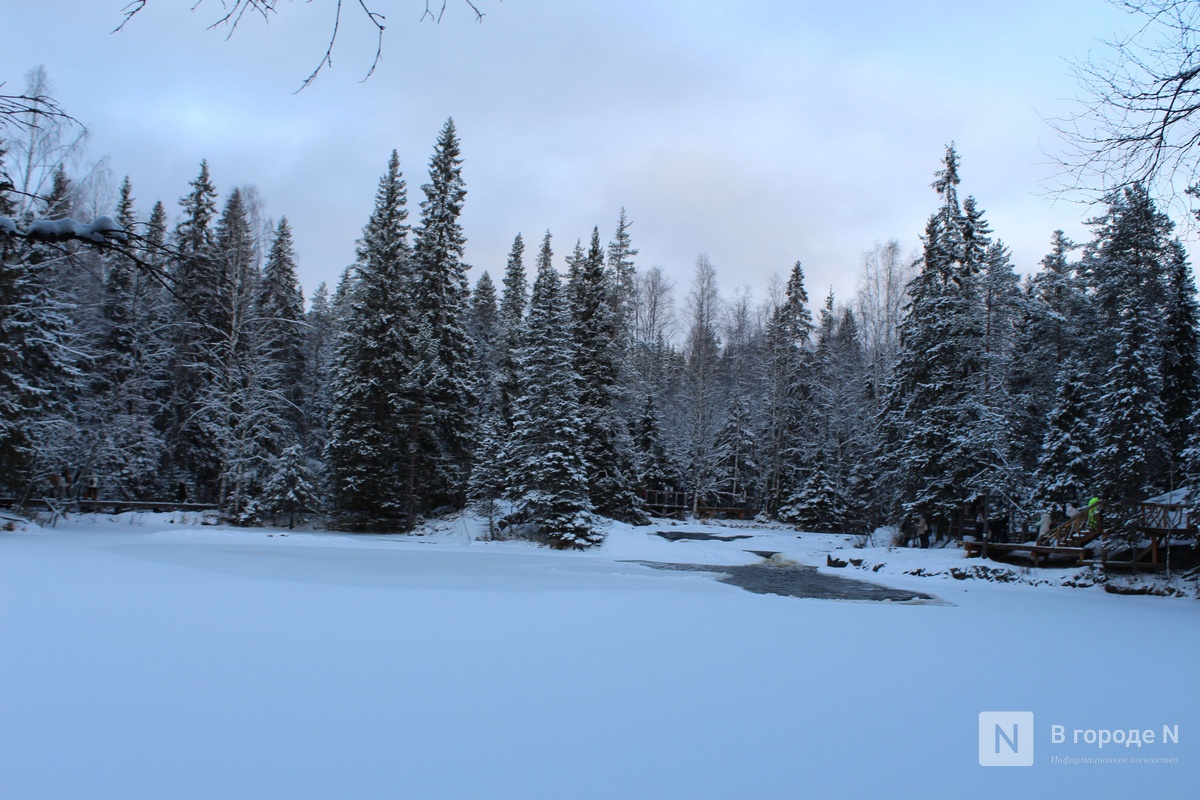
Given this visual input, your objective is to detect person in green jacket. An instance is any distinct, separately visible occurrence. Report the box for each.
[1087,496,1100,529]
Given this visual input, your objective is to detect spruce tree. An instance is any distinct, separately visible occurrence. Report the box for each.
[781,292,869,531]
[761,260,813,518]
[504,236,598,547]
[0,146,80,489]
[326,151,417,529]
[633,392,675,491]
[165,160,223,499]
[82,178,170,499]
[606,208,639,365]
[714,395,758,508]
[1034,361,1094,515]
[1160,239,1200,474]
[302,281,335,460]
[1085,185,1173,530]
[498,232,527,428]
[257,217,307,443]
[411,118,474,508]
[1011,231,1086,484]
[882,145,990,526]
[969,240,1023,505]
[571,227,643,522]
[1094,303,1168,532]
[261,443,319,529]
[207,188,276,519]
[468,272,500,390]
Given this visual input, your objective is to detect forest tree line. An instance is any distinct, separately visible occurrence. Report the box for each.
[3,76,1200,546]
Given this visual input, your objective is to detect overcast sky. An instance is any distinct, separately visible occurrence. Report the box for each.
[5,0,1148,310]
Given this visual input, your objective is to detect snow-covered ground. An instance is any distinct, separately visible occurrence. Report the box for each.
[2,512,1197,799]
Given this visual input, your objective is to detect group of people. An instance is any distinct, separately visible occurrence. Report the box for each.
[48,466,98,501]
[47,468,192,504]
[904,496,1102,548]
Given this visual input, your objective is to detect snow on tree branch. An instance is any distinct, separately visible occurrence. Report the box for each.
[0,215,128,245]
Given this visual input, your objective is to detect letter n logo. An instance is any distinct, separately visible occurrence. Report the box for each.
[978,712,1034,766]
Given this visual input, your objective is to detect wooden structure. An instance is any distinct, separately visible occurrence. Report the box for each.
[961,504,1104,566]
[1113,493,1192,569]
[962,493,1195,570]
[0,496,218,525]
[960,497,1103,565]
[637,488,755,520]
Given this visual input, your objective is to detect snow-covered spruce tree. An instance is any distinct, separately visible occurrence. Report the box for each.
[503,234,599,548]
[786,453,843,533]
[1160,239,1200,475]
[780,289,836,526]
[605,208,639,371]
[301,281,335,461]
[256,217,307,446]
[464,271,506,531]
[571,227,644,523]
[966,240,1025,509]
[1085,185,1174,532]
[204,188,281,521]
[760,260,813,519]
[325,150,417,529]
[713,394,759,510]
[713,287,764,512]
[163,160,222,499]
[82,178,170,499]
[632,391,676,491]
[497,232,527,429]
[410,118,475,509]
[1093,305,1168,534]
[260,443,319,529]
[781,291,839,529]
[831,307,877,531]
[1033,360,1094,515]
[786,294,874,533]
[99,177,138,360]
[1010,231,1086,485]
[881,145,990,527]
[1080,184,1171,368]
[467,270,502,415]
[0,144,83,492]
[466,409,506,538]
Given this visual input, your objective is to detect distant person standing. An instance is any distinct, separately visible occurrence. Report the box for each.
[176,480,188,505]
[84,475,99,501]
[59,465,72,500]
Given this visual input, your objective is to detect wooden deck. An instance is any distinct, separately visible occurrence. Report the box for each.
[0,497,218,514]
[962,499,1187,570]
[961,540,1093,566]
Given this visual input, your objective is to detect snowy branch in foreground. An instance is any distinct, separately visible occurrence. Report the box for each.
[0,215,128,245]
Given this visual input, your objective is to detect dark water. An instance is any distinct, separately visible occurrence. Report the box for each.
[630,560,936,602]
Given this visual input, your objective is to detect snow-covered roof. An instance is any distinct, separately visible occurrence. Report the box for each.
[1143,487,1189,506]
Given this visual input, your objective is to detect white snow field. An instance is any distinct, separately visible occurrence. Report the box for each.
[2,513,1197,800]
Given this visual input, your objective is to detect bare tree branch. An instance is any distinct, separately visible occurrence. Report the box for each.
[116,1,493,90]
[0,89,77,133]
[1052,0,1200,203]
